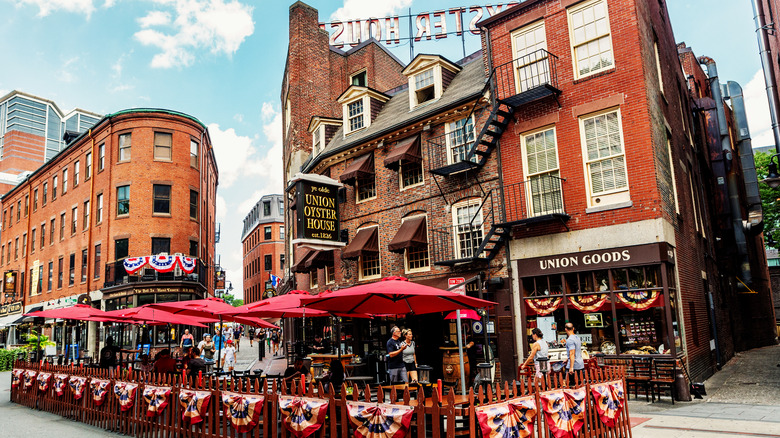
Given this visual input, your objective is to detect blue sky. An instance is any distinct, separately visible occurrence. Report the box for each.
[0,0,771,298]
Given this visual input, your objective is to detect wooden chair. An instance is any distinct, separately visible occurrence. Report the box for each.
[651,358,676,404]
[626,357,651,401]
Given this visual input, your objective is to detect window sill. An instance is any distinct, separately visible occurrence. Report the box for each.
[115,215,129,220]
[405,266,431,274]
[154,158,173,163]
[356,196,377,204]
[152,213,172,218]
[573,67,616,85]
[359,275,382,282]
[400,181,425,192]
[585,200,633,214]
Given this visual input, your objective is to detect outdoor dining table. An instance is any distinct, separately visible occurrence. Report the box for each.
[309,353,354,367]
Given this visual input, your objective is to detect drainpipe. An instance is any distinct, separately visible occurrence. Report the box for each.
[751,0,780,153]
[699,56,752,285]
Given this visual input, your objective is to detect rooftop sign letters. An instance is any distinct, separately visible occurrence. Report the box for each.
[289,173,345,250]
[320,3,520,48]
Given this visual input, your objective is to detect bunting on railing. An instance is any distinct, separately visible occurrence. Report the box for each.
[279,396,330,438]
[346,401,415,438]
[69,376,87,400]
[475,395,537,438]
[221,391,265,433]
[123,256,150,274]
[179,389,212,425]
[90,378,111,406]
[591,380,625,427]
[123,255,198,274]
[37,372,52,392]
[615,290,661,311]
[568,294,609,312]
[142,385,172,417]
[23,370,37,390]
[53,374,69,396]
[11,369,23,388]
[526,297,562,316]
[113,382,139,412]
[148,255,177,273]
[178,256,197,274]
[539,387,586,438]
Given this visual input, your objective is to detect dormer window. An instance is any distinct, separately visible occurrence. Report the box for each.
[414,69,435,104]
[313,127,322,155]
[337,87,390,137]
[351,70,367,87]
[402,54,462,110]
[308,116,342,156]
[348,100,364,131]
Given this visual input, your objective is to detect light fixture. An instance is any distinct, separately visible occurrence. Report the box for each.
[762,153,780,188]
[417,365,432,384]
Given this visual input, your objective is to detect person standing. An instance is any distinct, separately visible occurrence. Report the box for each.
[401,329,418,383]
[180,329,194,355]
[222,339,237,372]
[386,326,407,383]
[520,328,549,378]
[200,334,216,364]
[271,329,280,356]
[564,323,585,383]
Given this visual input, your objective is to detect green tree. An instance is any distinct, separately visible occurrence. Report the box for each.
[755,151,780,247]
[221,294,243,307]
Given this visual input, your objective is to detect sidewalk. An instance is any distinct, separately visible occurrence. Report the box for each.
[233,335,288,377]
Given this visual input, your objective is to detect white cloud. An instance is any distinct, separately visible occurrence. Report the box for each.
[109,52,135,93]
[743,69,774,148]
[134,0,255,69]
[216,194,227,221]
[330,0,412,22]
[233,113,244,123]
[14,0,96,18]
[238,190,264,217]
[59,56,80,83]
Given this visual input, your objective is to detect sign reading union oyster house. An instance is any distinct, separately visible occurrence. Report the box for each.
[290,173,345,249]
[516,243,675,277]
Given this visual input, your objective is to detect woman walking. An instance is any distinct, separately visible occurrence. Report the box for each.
[520,328,549,378]
[401,328,418,383]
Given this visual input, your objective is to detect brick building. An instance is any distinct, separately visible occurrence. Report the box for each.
[241,194,285,304]
[0,108,218,356]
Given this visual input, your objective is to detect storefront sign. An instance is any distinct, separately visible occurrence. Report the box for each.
[0,301,22,316]
[133,287,197,294]
[516,243,673,276]
[319,3,521,48]
[584,313,604,328]
[448,277,466,295]
[290,173,345,249]
[4,271,17,297]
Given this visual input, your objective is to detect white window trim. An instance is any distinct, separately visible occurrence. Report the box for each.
[312,126,323,156]
[325,264,335,285]
[510,20,549,94]
[579,108,631,208]
[399,160,425,191]
[451,199,484,259]
[402,214,430,274]
[350,69,367,86]
[567,0,615,80]
[520,125,563,217]
[654,41,665,96]
[343,96,369,135]
[358,225,381,281]
[444,115,475,165]
[310,270,319,289]
[666,135,680,214]
[408,66,442,109]
[355,176,377,204]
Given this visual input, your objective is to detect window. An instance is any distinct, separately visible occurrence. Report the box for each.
[69,253,75,286]
[453,200,483,259]
[50,218,55,244]
[47,262,53,291]
[189,240,198,257]
[351,70,366,86]
[98,143,105,171]
[30,229,35,253]
[190,140,199,168]
[96,193,103,223]
[446,116,475,164]
[580,109,628,205]
[83,200,90,230]
[57,257,63,288]
[60,213,65,240]
[279,201,284,215]
[348,100,364,132]
[568,0,614,78]
[115,238,129,260]
[24,195,28,217]
[280,226,285,240]
[62,168,68,194]
[43,182,48,205]
[81,249,88,282]
[1,245,3,265]
[263,201,271,216]
[74,161,80,186]
[360,252,381,280]
[154,132,172,160]
[325,264,335,284]
[71,206,78,234]
[512,21,550,92]
[9,206,13,225]
[414,69,436,104]
[666,135,679,214]
[405,244,430,272]
[654,41,664,95]
[153,185,171,214]
[14,238,18,260]
[33,189,38,212]
[119,133,131,161]
[40,223,45,249]
[280,254,285,271]
[117,186,130,216]
[16,200,20,221]
[310,271,319,288]
[151,237,170,255]
[522,127,563,216]
[264,226,272,240]
[356,176,376,202]
[86,152,92,179]
[264,254,272,271]
[52,176,58,200]
[94,244,101,279]
[7,242,11,263]
[36,266,43,294]
[190,190,198,219]
[400,161,423,188]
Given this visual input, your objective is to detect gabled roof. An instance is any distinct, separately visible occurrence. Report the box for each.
[308,116,342,133]
[336,86,391,104]
[402,53,462,76]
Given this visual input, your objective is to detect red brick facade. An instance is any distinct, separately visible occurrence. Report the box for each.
[242,195,285,304]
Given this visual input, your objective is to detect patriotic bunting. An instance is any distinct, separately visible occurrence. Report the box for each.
[591,380,625,427]
[143,385,173,417]
[114,382,139,412]
[54,374,69,396]
[11,369,23,388]
[148,255,177,273]
[122,255,199,274]
[178,256,197,274]
[37,372,52,392]
[123,256,150,274]
[346,401,415,438]
[615,290,661,311]
[526,297,562,316]
[279,396,330,438]
[69,376,87,400]
[179,389,212,425]
[475,396,537,438]
[568,294,609,312]
[23,370,37,390]
[91,378,111,406]
[221,391,265,433]
[539,388,587,438]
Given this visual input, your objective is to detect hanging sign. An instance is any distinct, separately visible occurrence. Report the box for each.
[290,173,345,249]
[4,271,17,297]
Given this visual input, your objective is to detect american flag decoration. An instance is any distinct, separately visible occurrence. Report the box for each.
[54,374,69,396]
[69,376,87,400]
[177,256,197,274]
[143,385,173,417]
[23,370,37,390]
[37,372,52,392]
[113,382,139,412]
[11,369,23,388]
[591,380,625,427]
[475,395,537,438]
[148,255,177,273]
[346,401,415,438]
[179,389,212,425]
[221,391,265,433]
[123,256,150,274]
[279,396,330,438]
[539,388,587,438]
[91,378,111,406]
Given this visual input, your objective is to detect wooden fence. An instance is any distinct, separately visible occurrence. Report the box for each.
[9,360,633,438]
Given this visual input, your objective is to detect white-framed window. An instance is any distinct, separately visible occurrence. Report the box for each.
[62,168,68,194]
[654,40,664,95]
[350,70,367,87]
[568,0,614,79]
[356,176,376,202]
[400,161,423,189]
[402,215,430,273]
[119,133,131,161]
[190,140,199,168]
[511,21,549,93]
[312,126,322,156]
[85,152,92,179]
[74,161,80,186]
[358,225,381,281]
[347,99,365,132]
[325,264,335,284]
[445,116,475,165]
[666,134,679,214]
[284,97,291,132]
[522,127,563,216]
[154,132,172,160]
[452,200,483,259]
[310,270,319,289]
[580,109,629,206]
[413,68,436,104]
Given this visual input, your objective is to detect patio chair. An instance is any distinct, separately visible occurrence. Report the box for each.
[651,358,676,404]
[626,357,651,401]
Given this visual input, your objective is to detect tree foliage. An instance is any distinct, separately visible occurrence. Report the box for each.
[221,294,243,307]
[754,151,780,247]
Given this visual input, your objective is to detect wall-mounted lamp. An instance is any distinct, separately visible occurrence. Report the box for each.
[762,153,780,188]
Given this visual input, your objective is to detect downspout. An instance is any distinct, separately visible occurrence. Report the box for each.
[199,128,205,297]
[751,0,780,153]
[86,129,95,298]
[699,56,752,285]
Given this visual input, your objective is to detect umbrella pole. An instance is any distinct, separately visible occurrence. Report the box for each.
[217,316,223,371]
[456,310,466,395]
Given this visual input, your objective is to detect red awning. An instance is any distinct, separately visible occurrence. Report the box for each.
[387,216,427,253]
[383,135,421,170]
[290,249,315,273]
[304,250,334,270]
[341,227,378,259]
[339,153,374,184]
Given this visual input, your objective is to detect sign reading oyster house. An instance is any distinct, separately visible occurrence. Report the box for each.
[290,173,345,249]
[516,243,674,277]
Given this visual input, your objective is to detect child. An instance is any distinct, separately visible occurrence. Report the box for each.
[221,339,237,372]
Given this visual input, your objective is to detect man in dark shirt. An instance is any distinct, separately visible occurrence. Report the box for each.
[386,326,407,383]
[311,335,329,354]
[99,336,138,373]
[187,347,208,380]
[283,357,310,389]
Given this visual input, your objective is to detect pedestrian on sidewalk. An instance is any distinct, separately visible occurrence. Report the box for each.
[271,329,280,356]
[222,339,237,372]
[234,325,242,352]
[180,329,194,355]
[386,326,408,383]
[520,328,550,378]
[564,323,584,385]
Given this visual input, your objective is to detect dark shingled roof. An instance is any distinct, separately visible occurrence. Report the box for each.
[304,54,486,172]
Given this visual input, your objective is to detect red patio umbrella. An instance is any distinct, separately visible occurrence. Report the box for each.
[223,290,332,318]
[24,304,120,322]
[444,309,481,320]
[103,306,208,327]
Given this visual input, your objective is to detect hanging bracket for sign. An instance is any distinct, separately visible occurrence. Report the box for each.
[289,173,346,250]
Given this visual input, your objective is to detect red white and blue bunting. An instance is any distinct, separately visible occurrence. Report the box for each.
[475,395,537,438]
[123,256,150,274]
[91,378,111,406]
[69,376,87,400]
[123,255,198,274]
[23,370,37,390]
[346,401,415,438]
[179,389,212,425]
[11,369,23,388]
[221,391,265,433]
[114,382,139,412]
[178,256,197,274]
[591,380,625,427]
[539,388,587,438]
[54,374,68,396]
[142,385,172,417]
[615,290,662,311]
[279,396,330,438]
[37,372,52,392]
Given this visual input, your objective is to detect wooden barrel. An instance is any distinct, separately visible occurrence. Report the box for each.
[441,348,470,385]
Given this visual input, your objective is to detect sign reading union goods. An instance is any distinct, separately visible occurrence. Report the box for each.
[290,173,345,249]
[516,243,674,276]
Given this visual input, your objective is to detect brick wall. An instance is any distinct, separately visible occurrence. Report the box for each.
[243,221,285,304]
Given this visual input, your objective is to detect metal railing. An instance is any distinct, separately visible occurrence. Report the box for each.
[426,127,478,173]
[493,49,560,103]
[504,174,567,223]
[103,258,207,289]
[430,189,502,264]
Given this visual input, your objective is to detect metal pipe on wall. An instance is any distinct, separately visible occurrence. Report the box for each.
[751,0,780,153]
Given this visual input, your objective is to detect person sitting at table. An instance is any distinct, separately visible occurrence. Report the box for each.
[283,357,310,387]
[138,353,155,373]
[311,334,329,354]
[186,347,208,380]
[321,359,344,394]
[153,349,177,374]
[99,336,139,372]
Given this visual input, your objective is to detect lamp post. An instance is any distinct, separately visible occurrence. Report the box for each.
[762,153,780,188]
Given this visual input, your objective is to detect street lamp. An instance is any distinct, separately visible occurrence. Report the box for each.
[762,153,780,188]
